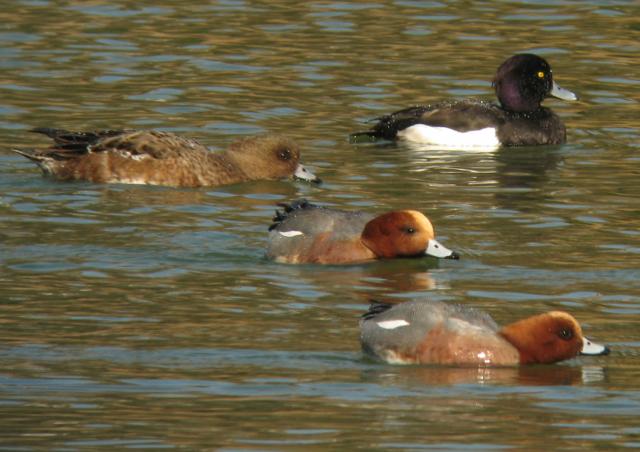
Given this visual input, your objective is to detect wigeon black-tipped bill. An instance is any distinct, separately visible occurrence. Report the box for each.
[580,338,610,356]
[294,164,322,184]
[425,238,459,259]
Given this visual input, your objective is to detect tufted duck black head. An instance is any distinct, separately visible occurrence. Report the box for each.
[493,53,577,113]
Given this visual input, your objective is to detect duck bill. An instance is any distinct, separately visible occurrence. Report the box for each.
[550,80,578,101]
[580,337,610,356]
[293,164,321,184]
[425,239,459,260]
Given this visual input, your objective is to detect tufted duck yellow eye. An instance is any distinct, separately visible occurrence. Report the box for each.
[537,71,545,79]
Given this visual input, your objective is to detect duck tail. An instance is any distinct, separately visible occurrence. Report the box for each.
[31,127,69,138]
[12,148,45,163]
[350,106,434,143]
[30,127,124,151]
[361,300,394,320]
[31,128,89,148]
[268,199,315,231]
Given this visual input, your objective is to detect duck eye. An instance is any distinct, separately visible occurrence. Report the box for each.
[404,227,416,234]
[558,328,573,340]
[278,148,292,161]
[537,71,545,79]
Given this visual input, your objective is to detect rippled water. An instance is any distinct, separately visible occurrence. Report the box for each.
[1,0,639,450]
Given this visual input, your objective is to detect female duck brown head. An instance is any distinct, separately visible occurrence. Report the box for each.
[226,135,320,184]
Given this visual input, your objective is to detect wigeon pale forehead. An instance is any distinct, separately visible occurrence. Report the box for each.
[14,128,321,187]
[375,209,433,228]
[266,200,458,265]
[402,210,435,237]
[360,300,610,366]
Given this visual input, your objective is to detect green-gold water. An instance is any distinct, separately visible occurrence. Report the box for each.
[1,1,639,450]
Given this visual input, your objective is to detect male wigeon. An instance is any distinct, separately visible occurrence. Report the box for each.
[350,54,578,148]
[14,128,320,187]
[360,300,610,366]
[266,199,459,264]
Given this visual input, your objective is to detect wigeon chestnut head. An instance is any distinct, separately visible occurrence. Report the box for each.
[360,300,610,366]
[13,128,320,187]
[266,199,459,264]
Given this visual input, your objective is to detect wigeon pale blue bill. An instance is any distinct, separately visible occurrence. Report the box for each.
[266,199,459,264]
[14,128,320,187]
[360,300,610,366]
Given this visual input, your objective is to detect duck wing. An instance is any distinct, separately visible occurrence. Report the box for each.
[29,128,208,160]
[269,199,370,238]
[351,101,504,142]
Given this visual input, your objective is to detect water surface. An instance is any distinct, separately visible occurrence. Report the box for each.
[1,0,639,450]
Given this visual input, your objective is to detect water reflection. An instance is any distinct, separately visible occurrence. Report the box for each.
[362,364,606,386]
[494,146,565,211]
[259,258,450,305]
[386,142,565,213]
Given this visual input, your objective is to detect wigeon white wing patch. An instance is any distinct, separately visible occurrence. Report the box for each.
[397,125,500,150]
[278,230,304,238]
[376,319,410,330]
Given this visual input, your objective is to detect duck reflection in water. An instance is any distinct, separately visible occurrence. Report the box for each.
[493,146,565,212]
[361,363,607,386]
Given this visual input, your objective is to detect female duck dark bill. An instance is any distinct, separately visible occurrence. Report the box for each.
[14,128,321,188]
[350,54,578,149]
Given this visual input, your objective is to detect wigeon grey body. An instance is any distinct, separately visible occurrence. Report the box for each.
[14,128,320,187]
[266,200,459,264]
[360,300,610,366]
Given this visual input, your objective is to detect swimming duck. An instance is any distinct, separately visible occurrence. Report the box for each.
[360,300,610,366]
[266,199,459,264]
[350,54,578,148]
[14,128,320,187]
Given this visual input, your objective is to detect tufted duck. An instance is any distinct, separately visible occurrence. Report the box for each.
[350,54,578,148]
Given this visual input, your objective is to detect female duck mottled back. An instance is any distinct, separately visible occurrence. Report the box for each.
[14,128,320,187]
[350,54,578,148]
